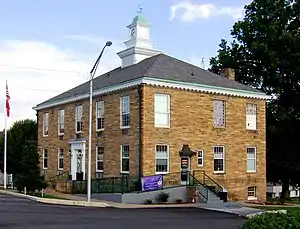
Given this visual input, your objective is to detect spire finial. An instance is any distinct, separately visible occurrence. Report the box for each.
[137,5,143,14]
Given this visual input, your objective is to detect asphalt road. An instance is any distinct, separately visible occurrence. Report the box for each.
[0,194,245,229]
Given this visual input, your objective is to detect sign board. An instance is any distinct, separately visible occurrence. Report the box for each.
[141,175,163,191]
[181,158,189,169]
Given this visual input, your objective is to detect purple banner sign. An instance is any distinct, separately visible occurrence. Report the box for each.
[141,175,163,191]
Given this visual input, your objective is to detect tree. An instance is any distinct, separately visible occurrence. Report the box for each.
[13,140,47,192]
[0,119,46,192]
[209,0,300,201]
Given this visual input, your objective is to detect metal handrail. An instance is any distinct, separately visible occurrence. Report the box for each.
[188,173,208,203]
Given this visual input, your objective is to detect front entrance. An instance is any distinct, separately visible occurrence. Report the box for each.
[180,157,190,185]
[69,139,86,181]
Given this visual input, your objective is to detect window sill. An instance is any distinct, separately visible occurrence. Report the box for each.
[75,131,83,134]
[120,126,130,130]
[121,171,129,174]
[247,197,257,201]
[197,165,204,167]
[96,170,103,173]
[155,172,169,175]
[58,168,63,171]
[43,168,48,170]
[96,129,104,132]
[247,171,257,174]
[246,129,258,132]
[43,135,48,137]
[213,126,226,130]
[58,133,64,136]
[155,125,170,129]
[214,171,225,175]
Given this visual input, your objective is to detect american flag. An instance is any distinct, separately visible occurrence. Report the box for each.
[6,81,10,118]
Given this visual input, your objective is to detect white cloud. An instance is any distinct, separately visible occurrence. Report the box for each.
[170,1,244,22]
[0,38,121,130]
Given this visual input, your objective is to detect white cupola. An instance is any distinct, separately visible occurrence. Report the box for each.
[117,12,161,68]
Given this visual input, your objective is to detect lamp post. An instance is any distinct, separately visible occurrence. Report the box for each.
[87,41,112,203]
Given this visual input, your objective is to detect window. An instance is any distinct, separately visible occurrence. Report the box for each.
[247,186,257,200]
[96,101,104,131]
[75,105,83,132]
[197,150,204,167]
[213,100,226,127]
[155,144,169,174]
[120,96,130,128]
[154,94,170,127]
[58,109,65,135]
[246,104,257,130]
[214,146,225,173]
[121,145,129,173]
[96,146,104,172]
[43,113,49,136]
[43,149,48,169]
[58,149,64,170]
[247,147,256,172]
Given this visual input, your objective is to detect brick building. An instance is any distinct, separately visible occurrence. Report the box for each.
[33,14,271,202]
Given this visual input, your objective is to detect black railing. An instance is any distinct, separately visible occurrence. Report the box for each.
[193,170,223,198]
[188,173,208,203]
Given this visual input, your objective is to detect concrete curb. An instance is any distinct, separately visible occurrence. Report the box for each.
[0,190,109,208]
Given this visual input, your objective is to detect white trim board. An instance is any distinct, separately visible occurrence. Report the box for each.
[33,77,272,111]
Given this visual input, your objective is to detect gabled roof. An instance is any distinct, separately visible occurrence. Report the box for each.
[34,53,270,110]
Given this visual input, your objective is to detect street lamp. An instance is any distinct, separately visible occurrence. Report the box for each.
[87,41,112,203]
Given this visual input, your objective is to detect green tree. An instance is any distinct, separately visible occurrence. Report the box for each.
[209,0,300,201]
[13,140,47,192]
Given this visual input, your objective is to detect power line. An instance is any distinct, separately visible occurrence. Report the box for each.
[0,63,86,74]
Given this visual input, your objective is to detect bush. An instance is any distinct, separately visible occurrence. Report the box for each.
[176,198,182,203]
[144,198,153,204]
[157,191,170,203]
[243,212,300,229]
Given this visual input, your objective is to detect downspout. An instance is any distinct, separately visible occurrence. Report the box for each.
[138,84,143,180]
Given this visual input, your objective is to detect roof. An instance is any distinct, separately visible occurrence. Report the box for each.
[34,53,269,109]
[132,14,149,26]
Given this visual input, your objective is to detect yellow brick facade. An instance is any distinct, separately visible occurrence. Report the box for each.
[37,84,266,202]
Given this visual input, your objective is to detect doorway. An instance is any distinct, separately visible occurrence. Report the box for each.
[180,156,190,185]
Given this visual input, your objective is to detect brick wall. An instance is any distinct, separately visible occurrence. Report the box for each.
[142,85,266,202]
[37,86,140,180]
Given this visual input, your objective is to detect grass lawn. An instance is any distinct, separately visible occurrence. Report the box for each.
[254,206,300,214]
[33,193,69,200]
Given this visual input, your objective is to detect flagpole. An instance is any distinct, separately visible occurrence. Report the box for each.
[3,80,7,189]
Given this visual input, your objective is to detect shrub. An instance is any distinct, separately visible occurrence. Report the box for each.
[144,198,153,204]
[243,212,300,229]
[176,198,182,203]
[157,191,170,203]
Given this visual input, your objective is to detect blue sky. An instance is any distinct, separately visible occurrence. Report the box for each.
[0,0,250,128]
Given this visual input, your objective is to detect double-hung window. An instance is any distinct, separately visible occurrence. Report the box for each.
[214,146,225,173]
[75,105,83,132]
[120,96,130,128]
[213,100,226,127]
[247,147,256,172]
[155,144,169,174]
[197,150,204,167]
[43,149,48,169]
[43,113,49,136]
[154,94,170,127]
[121,145,129,173]
[246,104,257,130]
[58,149,64,170]
[96,101,104,131]
[96,146,104,172]
[58,109,65,135]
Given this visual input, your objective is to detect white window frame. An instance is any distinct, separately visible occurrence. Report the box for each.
[213,146,225,173]
[121,145,130,174]
[155,144,169,174]
[58,109,65,135]
[197,150,204,167]
[96,101,104,131]
[43,113,49,136]
[246,104,257,130]
[154,93,170,128]
[43,149,48,169]
[120,96,130,129]
[96,146,104,172]
[58,149,64,171]
[247,147,257,172]
[247,186,257,200]
[213,100,226,128]
[75,105,83,133]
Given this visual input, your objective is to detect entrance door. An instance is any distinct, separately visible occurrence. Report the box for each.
[180,157,190,185]
[76,150,84,181]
